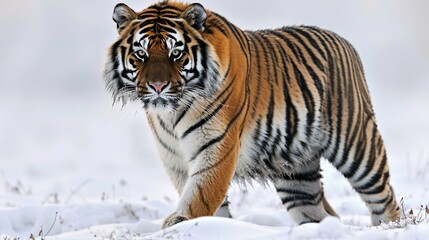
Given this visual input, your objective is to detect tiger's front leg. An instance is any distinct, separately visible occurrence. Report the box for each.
[162,136,239,229]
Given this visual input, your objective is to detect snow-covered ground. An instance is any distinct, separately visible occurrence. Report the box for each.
[1,0,428,239]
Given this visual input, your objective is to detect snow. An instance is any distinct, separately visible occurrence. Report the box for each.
[1,160,428,239]
[1,0,429,239]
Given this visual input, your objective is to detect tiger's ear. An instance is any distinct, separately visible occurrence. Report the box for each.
[112,3,137,34]
[181,3,207,32]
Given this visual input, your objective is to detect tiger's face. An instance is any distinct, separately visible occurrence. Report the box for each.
[104,2,220,112]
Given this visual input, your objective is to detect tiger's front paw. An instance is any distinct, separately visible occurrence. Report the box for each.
[162,212,189,229]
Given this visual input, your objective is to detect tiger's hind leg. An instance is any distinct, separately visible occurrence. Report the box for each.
[214,196,232,218]
[322,195,339,218]
[274,159,338,224]
[326,120,400,225]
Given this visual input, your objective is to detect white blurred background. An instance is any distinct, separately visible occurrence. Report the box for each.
[0,0,428,201]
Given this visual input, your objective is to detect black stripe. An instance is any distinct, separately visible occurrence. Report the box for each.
[251,118,262,144]
[271,30,320,140]
[189,83,248,162]
[205,17,229,37]
[285,27,325,71]
[159,25,177,34]
[147,117,177,155]
[281,170,321,182]
[278,189,321,204]
[340,50,365,172]
[334,41,360,170]
[260,31,280,85]
[354,165,389,195]
[191,143,236,177]
[308,28,336,152]
[269,128,283,161]
[277,28,325,100]
[160,14,180,18]
[189,134,225,162]
[323,32,345,165]
[291,60,316,139]
[174,67,232,129]
[285,193,323,210]
[120,46,127,68]
[157,115,177,138]
[353,123,379,181]
[262,130,281,174]
[139,25,157,34]
[247,33,262,118]
[174,103,192,128]
[110,40,122,69]
[280,27,326,101]
[294,27,327,61]
[273,30,303,64]
[181,89,232,139]
[342,116,370,178]
[258,87,275,156]
[158,18,177,27]
[213,13,250,58]
[197,39,209,70]
[154,132,177,155]
[306,65,324,101]
[371,189,394,215]
[366,189,392,204]
[273,38,298,164]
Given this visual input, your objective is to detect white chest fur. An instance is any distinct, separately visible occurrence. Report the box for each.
[146,110,226,175]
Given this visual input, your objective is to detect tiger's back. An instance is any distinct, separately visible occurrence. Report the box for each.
[104,1,400,228]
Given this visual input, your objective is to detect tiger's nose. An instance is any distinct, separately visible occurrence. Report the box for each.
[148,81,169,93]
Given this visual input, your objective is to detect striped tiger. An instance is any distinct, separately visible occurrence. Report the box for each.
[104,1,400,228]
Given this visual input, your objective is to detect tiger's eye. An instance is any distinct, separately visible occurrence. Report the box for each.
[134,50,146,60]
[170,49,182,59]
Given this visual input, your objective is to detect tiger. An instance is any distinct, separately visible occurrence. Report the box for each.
[104,1,400,228]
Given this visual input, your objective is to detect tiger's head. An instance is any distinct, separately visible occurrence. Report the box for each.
[104,1,221,112]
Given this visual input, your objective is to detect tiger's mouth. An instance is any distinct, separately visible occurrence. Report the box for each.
[140,92,182,110]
